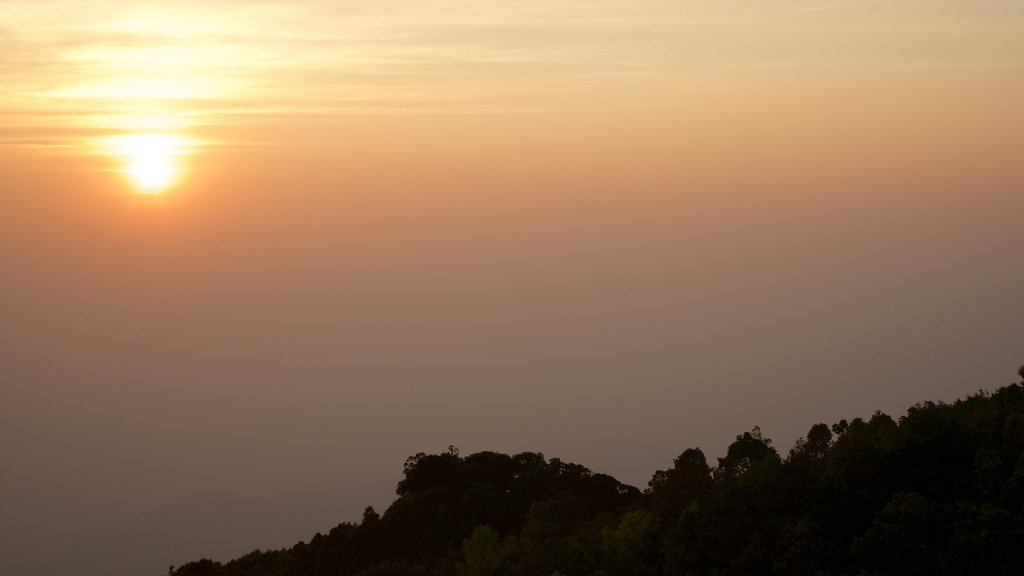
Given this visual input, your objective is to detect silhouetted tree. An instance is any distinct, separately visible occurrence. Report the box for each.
[715,426,779,481]
[646,447,712,520]
[172,366,1024,576]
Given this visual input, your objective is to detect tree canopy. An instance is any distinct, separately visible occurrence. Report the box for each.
[174,368,1024,576]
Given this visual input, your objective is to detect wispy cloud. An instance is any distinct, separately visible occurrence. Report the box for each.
[2,0,1022,150]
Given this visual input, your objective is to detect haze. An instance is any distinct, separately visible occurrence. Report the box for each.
[2,1,1023,575]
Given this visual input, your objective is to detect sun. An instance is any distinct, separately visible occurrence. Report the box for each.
[130,154,175,192]
[108,133,187,193]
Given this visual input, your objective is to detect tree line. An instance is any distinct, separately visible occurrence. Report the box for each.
[174,367,1024,575]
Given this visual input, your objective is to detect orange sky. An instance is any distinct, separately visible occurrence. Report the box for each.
[3,0,1023,193]
[3,2,1024,575]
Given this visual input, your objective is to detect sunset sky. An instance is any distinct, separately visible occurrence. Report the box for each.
[3,1,1024,574]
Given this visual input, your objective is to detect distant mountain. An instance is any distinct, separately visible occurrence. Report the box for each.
[52,482,395,576]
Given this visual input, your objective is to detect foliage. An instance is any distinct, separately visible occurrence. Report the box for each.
[173,368,1024,576]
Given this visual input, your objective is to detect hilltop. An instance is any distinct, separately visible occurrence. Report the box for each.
[175,368,1024,576]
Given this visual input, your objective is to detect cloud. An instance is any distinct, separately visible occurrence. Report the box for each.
[2,0,1022,150]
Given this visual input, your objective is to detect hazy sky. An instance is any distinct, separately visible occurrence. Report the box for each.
[3,1,1024,574]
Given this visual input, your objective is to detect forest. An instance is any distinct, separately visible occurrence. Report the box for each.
[174,368,1024,575]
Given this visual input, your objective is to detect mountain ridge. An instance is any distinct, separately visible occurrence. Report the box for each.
[173,367,1024,576]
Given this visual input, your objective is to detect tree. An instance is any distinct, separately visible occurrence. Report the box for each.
[599,510,659,576]
[788,423,832,464]
[715,426,778,481]
[458,526,505,576]
[168,370,1024,576]
[647,448,712,519]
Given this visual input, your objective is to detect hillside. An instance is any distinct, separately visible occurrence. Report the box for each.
[174,368,1024,576]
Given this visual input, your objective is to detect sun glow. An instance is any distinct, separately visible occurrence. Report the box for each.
[106,133,188,193]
